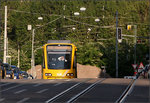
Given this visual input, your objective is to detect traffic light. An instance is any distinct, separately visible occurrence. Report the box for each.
[127,25,132,30]
[117,28,122,43]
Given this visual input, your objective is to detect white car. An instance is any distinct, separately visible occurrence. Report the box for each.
[124,76,136,79]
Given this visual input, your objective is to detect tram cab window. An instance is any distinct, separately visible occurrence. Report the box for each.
[47,53,71,69]
[47,45,72,69]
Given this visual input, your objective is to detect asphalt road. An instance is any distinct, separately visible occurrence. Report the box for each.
[125,79,150,103]
[0,78,149,103]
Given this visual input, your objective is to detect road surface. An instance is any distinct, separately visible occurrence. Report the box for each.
[0,78,149,103]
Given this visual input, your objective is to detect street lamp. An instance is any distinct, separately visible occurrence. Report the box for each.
[80,7,86,11]
[95,18,100,22]
[28,16,61,78]
[74,7,86,16]
[72,27,76,31]
[88,28,91,31]
[74,12,80,16]
[38,17,43,20]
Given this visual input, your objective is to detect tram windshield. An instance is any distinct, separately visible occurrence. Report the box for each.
[47,45,72,69]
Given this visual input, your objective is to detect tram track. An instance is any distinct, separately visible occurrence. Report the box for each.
[66,78,106,103]
[46,78,106,103]
[45,78,93,103]
[115,79,137,103]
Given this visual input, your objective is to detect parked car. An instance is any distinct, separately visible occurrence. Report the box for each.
[1,65,6,79]
[20,71,28,79]
[2,63,14,79]
[11,65,21,79]
[0,59,5,79]
[19,71,33,79]
[28,74,33,79]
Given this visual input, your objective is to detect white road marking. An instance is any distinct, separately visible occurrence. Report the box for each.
[33,83,43,87]
[53,83,62,86]
[45,82,81,103]
[0,98,5,102]
[36,88,48,93]
[17,98,30,103]
[0,82,12,86]
[14,89,27,94]
[0,84,23,92]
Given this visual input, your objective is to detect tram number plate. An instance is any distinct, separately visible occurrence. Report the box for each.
[57,73,62,76]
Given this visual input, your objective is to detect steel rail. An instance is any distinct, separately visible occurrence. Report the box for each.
[45,79,91,103]
[67,78,106,103]
[115,79,137,103]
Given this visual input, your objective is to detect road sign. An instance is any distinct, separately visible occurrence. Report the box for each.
[134,72,137,75]
[138,62,144,69]
[132,64,137,69]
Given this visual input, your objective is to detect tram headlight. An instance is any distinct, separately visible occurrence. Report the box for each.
[45,73,52,76]
[66,73,74,76]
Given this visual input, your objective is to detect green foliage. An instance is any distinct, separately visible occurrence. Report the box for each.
[0,0,149,77]
[77,42,102,66]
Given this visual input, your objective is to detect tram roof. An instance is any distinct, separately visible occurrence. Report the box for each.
[47,40,71,43]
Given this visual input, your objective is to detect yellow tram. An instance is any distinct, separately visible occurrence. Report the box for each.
[42,40,77,79]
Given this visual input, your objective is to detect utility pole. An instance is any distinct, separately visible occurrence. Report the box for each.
[31,29,35,78]
[17,45,20,68]
[3,6,7,63]
[134,25,137,65]
[149,0,150,67]
[6,38,8,63]
[116,11,118,78]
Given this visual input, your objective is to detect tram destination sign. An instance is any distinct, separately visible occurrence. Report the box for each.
[47,45,72,51]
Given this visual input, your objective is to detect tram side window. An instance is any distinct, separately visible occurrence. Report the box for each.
[42,51,45,68]
[73,51,77,69]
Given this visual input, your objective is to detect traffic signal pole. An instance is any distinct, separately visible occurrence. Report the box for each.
[116,11,118,78]
[134,25,137,66]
